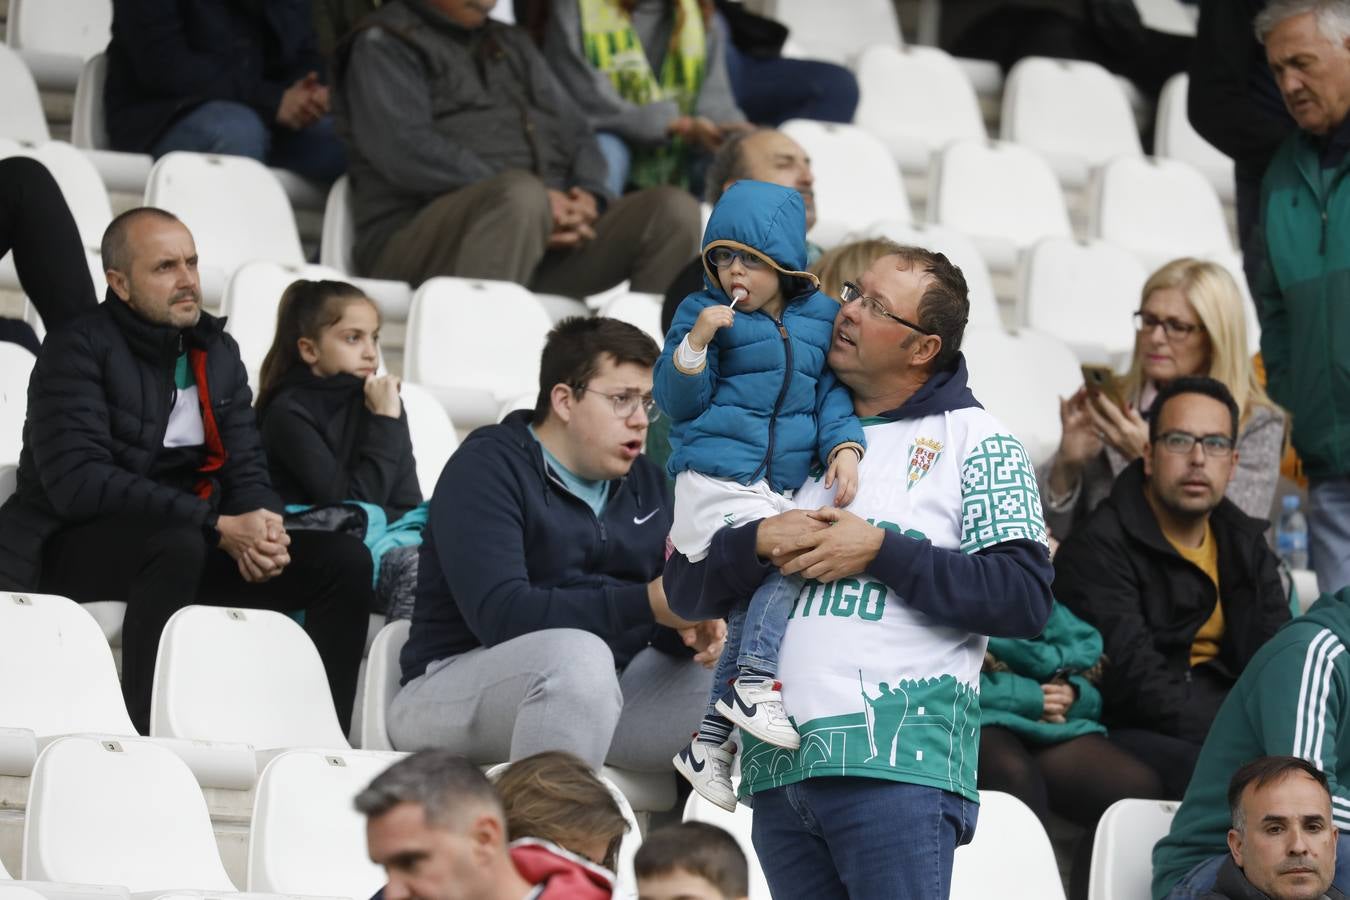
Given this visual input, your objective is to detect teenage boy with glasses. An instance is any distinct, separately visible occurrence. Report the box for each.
[385,315,725,771]
[1055,376,1291,798]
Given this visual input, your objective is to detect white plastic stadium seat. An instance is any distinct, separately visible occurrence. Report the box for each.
[866,219,1003,330]
[1017,237,1148,363]
[767,0,902,66]
[317,176,414,318]
[24,736,238,893]
[928,139,1072,274]
[1088,799,1179,900]
[6,0,111,92]
[1155,73,1236,203]
[1001,57,1143,188]
[854,46,987,175]
[359,619,412,752]
[0,345,36,467]
[0,466,16,507]
[145,152,304,303]
[960,326,1082,468]
[401,383,459,502]
[951,791,1066,899]
[599,293,665,345]
[151,605,351,750]
[1091,156,1234,273]
[0,46,51,144]
[682,790,771,900]
[403,278,553,429]
[780,120,911,250]
[246,749,392,899]
[71,53,157,195]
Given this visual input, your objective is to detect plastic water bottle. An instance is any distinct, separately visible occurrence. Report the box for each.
[1278,495,1310,570]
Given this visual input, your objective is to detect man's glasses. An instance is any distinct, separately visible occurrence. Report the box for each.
[708,247,771,270]
[840,281,935,335]
[1157,431,1234,457]
[1134,311,1205,342]
[574,387,661,422]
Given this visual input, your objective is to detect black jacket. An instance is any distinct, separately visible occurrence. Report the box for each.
[1202,855,1348,899]
[1054,461,1289,741]
[104,0,326,153]
[401,410,676,685]
[257,369,421,521]
[0,297,279,589]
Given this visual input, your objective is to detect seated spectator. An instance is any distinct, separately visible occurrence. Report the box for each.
[0,209,371,734]
[1055,377,1290,798]
[494,751,630,871]
[104,0,346,184]
[660,127,818,330]
[358,750,614,900]
[1202,757,1344,900]
[334,0,701,296]
[635,822,750,900]
[312,0,385,63]
[0,157,98,352]
[1152,585,1350,899]
[528,0,749,196]
[809,238,906,303]
[389,316,722,770]
[1041,258,1284,541]
[979,600,1165,900]
[717,0,859,128]
[255,280,426,621]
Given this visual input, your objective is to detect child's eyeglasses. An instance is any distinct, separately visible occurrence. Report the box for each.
[708,247,771,271]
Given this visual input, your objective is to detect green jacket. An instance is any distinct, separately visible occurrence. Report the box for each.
[1151,589,1350,900]
[1255,129,1350,478]
[980,602,1106,745]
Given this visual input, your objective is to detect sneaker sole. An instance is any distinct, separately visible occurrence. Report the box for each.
[716,696,802,750]
[672,752,737,813]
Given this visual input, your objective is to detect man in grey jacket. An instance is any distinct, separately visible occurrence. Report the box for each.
[333,0,702,296]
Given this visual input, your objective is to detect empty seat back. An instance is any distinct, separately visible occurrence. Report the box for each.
[1155,73,1235,201]
[951,791,1066,898]
[24,736,235,893]
[1091,156,1233,271]
[1018,237,1148,361]
[359,619,411,751]
[247,749,393,899]
[150,605,350,749]
[320,175,356,274]
[402,383,459,502]
[854,45,986,172]
[0,46,51,143]
[767,0,902,65]
[7,0,111,62]
[0,345,36,467]
[780,119,911,249]
[1088,799,1179,900]
[599,292,665,344]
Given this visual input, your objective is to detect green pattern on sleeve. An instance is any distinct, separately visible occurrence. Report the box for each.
[959,433,1048,553]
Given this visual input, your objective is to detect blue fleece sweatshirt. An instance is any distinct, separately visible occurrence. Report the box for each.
[663,355,1054,639]
[654,180,864,493]
[400,411,676,685]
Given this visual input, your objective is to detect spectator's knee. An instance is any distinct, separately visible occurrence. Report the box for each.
[194,101,271,161]
[527,629,622,713]
[144,524,208,582]
[644,185,702,244]
[487,170,552,231]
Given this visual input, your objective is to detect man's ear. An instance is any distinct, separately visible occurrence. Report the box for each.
[106,267,131,302]
[550,383,575,424]
[1227,827,1244,868]
[297,337,320,366]
[1142,441,1155,479]
[910,333,942,369]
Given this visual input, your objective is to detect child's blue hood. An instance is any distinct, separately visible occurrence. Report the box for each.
[700,180,818,298]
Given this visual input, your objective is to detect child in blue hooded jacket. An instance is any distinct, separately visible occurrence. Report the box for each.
[655,180,864,811]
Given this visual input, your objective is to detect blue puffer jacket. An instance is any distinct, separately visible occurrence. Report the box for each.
[654,180,863,493]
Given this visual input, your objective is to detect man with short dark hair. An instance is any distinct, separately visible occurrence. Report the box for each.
[0,207,371,734]
[1055,377,1290,796]
[1253,0,1350,594]
[357,750,614,900]
[389,317,720,770]
[635,822,749,900]
[665,244,1055,898]
[1200,757,1345,900]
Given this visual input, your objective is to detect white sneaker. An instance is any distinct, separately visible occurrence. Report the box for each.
[716,678,801,749]
[673,737,737,812]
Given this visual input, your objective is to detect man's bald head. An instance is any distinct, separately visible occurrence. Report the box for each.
[101,207,183,276]
[705,128,816,230]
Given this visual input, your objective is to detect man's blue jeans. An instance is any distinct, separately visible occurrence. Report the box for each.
[1164,833,1350,898]
[751,778,978,899]
[1309,477,1350,595]
[151,100,347,184]
[706,570,800,717]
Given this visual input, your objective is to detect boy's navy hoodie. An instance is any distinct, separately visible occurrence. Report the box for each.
[400,410,675,685]
[664,355,1053,640]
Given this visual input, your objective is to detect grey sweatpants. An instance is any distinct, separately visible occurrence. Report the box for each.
[386,628,711,771]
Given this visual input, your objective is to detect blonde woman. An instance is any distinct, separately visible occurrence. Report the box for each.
[1041,258,1285,540]
[809,238,903,302]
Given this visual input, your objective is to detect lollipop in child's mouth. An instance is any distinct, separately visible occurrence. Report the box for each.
[730,287,748,310]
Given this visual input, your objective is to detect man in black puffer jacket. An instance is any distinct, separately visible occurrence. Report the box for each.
[0,208,371,734]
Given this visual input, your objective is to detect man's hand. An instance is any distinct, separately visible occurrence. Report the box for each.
[546,189,597,249]
[1040,681,1074,724]
[566,187,599,225]
[218,509,291,583]
[679,618,727,669]
[776,507,884,582]
[754,509,830,568]
[276,72,327,130]
[364,374,402,418]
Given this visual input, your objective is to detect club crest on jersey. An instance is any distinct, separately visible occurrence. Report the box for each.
[906,437,944,491]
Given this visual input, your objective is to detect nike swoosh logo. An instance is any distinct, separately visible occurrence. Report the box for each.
[730,690,759,719]
[681,747,705,773]
[633,509,661,525]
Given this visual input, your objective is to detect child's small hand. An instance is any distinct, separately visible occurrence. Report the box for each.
[825,448,860,507]
[689,304,736,350]
[364,374,402,418]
